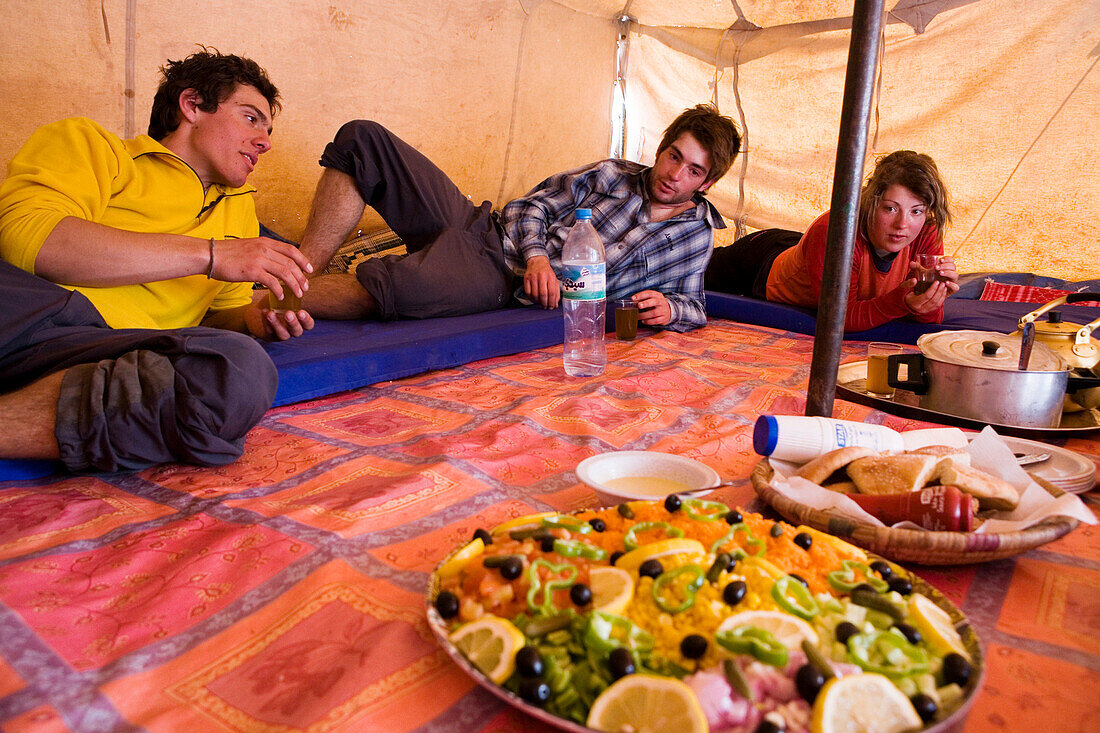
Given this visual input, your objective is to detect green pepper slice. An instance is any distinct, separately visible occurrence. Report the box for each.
[682,498,729,521]
[584,611,654,655]
[552,538,607,561]
[541,514,592,534]
[525,558,578,614]
[623,521,684,551]
[650,564,705,614]
[827,559,890,593]
[710,522,766,556]
[715,625,789,667]
[771,575,820,620]
[847,629,930,678]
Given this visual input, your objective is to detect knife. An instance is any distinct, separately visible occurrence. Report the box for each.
[1018,321,1035,371]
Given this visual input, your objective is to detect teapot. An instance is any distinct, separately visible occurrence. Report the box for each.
[1014,292,1100,410]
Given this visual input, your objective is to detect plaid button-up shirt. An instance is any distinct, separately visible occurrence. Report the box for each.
[500,159,724,332]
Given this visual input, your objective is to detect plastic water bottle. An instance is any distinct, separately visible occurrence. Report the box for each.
[561,209,606,377]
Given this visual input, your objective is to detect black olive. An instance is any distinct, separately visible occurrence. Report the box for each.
[835,621,859,644]
[609,551,624,565]
[788,573,809,587]
[664,494,683,512]
[754,719,784,733]
[638,559,664,578]
[769,522,784,537]
[500,556,523,580]
[518,678,551,705]
[793,532,813,550]
[894,622,921,645]
[435,590,459,619]
[888,577,913,596]
[589,517,607,532]
[608,647,636,679]
[942,653,972,687]
[680,634,708,659]
[726,509,744,525]
[723,580,748,606]
[911,693,938,722]
[515,646,545,678]
[570,583,593,606]
[795,663,826,703]
[473,528,492,545]
[540,536,556,553]
[870,560,894,579]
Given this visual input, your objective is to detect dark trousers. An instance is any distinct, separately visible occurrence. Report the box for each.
[0,260,276,472]
[704,229,802,299]
[319,120,514,320]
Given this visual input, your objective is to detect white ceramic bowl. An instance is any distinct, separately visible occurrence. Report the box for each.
[576,451,721,506]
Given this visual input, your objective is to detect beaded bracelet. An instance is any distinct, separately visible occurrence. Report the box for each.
[205,237,215,279]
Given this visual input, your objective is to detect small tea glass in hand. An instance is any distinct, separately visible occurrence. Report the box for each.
[614,299,639,340]
[912,254,946,295]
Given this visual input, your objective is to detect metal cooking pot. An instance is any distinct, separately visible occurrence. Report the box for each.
[887,330,1100,428]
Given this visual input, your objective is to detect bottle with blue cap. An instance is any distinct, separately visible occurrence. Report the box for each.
[753,414,905,463]
[561,208,606,376]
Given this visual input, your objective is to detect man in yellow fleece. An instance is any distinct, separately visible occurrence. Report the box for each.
[0,49,314,472]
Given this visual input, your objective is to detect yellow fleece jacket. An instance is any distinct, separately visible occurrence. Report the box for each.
[0,117,257,329]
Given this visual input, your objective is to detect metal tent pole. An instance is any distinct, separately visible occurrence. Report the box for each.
[806,0,886,417]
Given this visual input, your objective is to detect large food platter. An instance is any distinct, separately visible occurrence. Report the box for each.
[750,459,1079,565]
[836,360,1100,439]
[426,501,984,732]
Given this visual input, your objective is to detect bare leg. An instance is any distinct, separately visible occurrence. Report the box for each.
[0,371,64,459]
[300,273,379,319]
[299,169,367,272]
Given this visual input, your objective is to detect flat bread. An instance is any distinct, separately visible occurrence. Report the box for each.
[821,480,859,494]
[909,444,971,466]
[795,446,875,484]
[934,459,1019,511]
[847,453,940,495]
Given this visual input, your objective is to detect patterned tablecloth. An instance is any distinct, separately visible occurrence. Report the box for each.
[0,319,1096,732]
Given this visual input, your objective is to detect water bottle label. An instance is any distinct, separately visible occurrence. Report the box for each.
[561,263,606,300]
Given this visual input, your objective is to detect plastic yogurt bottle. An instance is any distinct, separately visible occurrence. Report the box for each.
[753,415,905,464]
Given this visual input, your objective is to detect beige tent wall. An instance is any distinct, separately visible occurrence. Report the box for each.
[0,0,617,239]
[626,0,1099,280]
[1,0,1096,280]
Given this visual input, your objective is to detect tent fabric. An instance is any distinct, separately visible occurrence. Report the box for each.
[1,1,1095,282]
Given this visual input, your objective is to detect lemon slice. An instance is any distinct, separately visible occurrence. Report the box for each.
[908,593,970,659]
[449,615,526,684]
[490,512,556,535]
[811,673,922,733]
[589,566,635,615]
[436,537,485,579]
[717,609,820,648]
[587,674,708,733]
[614,538,706,573]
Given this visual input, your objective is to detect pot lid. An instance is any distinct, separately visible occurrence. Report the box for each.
[916,330,1069,372]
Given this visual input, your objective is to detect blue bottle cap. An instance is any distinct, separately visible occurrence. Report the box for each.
[575,208,592,220]
[752,415,778,456]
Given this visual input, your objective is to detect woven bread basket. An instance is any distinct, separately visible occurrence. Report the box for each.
[751,458,1080,564]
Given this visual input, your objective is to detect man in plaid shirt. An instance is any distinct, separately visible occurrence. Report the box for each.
[296,105,740,332]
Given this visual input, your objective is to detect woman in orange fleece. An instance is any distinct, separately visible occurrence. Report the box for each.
[706,150,958,331]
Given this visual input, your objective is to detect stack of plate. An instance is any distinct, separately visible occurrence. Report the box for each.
[994,436,1098,494]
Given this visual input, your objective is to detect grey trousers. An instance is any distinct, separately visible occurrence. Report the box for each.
[0,260,276,472]
[319,120,514,320]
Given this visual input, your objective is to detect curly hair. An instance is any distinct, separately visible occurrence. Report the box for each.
[147,47,280,140]
[655,104,742,185]
[859,151,952,243]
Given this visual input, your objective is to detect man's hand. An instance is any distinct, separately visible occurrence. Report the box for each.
[633,290,673,326]
[242,298,315,341]
[212,236,314,299]
[524,255,561,309]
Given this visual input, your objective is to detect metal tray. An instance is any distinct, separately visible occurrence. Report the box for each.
[836,360,1100,439]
